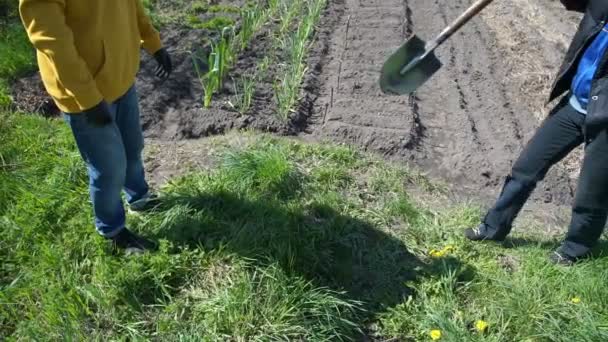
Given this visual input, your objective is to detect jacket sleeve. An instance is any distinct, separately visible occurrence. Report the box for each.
[19,0,103,111]
[560,0,589,13]
[135,0,163,54]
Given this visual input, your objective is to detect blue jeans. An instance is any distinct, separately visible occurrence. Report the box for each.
[65,86,149,238]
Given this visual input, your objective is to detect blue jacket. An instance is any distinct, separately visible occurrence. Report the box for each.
[571,24,608,113]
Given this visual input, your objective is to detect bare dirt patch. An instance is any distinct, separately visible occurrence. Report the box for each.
[10,74,59,117]
[306,0,583,211]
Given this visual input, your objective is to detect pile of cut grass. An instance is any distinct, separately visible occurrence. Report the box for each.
[2,113,608,340]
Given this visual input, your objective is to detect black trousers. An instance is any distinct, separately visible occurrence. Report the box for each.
[483,101,608,257]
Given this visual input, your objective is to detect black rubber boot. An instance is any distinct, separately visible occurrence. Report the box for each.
[470,176,536,241]
[548,250,578,266]
[111,228,158,254]
[464,223,506,242]
[129,193,161,213]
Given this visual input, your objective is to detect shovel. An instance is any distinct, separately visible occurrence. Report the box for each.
[379,0,495,95]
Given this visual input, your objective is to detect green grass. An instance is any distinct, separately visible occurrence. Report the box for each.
[186,15,236,31]
[0,23,36,106]
[191,3,240,14]
[0,0,19,20]
[2,114,608,340]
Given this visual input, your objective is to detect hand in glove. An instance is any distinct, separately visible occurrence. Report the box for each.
[85,101,112,127]
[154,48,173,79]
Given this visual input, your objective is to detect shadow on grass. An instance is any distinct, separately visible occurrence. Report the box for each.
[149,190,467,322]
[500,237,559,250]
[500,236,608,260]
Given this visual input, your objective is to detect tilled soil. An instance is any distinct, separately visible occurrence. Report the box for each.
[307,0,582,209]
[12,0,585,217]
[136,0,344,140]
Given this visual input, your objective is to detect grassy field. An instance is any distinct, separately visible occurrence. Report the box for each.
[2,113,608,340]
[2,2,608,341]
[0,21,36,107]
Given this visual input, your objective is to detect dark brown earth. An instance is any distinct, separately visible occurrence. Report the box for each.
[12,0,583,218]
[135,0,344,140]
[306,0,582,210]
[10,74,59,117]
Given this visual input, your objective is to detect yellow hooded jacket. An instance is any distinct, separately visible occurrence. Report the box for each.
[19,0,162,113]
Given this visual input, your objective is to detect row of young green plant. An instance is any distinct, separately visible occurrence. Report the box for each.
[193,1,274,111]
[274,0,327,119]
[193,0,327,119]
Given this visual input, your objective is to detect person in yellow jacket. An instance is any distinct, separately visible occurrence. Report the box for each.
[19,0,173,254]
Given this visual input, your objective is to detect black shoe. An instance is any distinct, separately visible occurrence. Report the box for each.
[548,251,577,266]
[129,193,161,213]
[464,224,506,242]
[111,228,158,254]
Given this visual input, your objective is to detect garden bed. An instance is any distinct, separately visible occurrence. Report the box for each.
[12,0,343,139]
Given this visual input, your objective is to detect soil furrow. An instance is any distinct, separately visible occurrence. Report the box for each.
[308,0,580,212]
[308,0,417,155]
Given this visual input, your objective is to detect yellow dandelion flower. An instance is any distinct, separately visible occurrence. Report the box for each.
[429,245,455,258]
[430,329,442,340]
[475,320,489,333]
[429,249,445,258]
[571,296,581,304]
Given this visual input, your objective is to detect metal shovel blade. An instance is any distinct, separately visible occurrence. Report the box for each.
[379,35,442,95]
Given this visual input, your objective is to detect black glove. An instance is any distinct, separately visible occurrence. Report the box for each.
[154,48,173,79]
[84,101,112,127]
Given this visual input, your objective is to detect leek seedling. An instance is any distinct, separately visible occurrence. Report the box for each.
[214,27,236,88]
[238,7,265,50]
[193,50,221,108]
[232,75,255,114]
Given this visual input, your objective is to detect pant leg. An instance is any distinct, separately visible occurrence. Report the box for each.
[65,113,127,238]
[482,103,586,238]
[113,86,149,204]
[559,128,608,257]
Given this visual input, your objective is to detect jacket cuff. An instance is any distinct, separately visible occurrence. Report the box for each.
[142,33,163,55]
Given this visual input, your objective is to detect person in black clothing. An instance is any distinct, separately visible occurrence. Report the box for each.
[465,0,608,265]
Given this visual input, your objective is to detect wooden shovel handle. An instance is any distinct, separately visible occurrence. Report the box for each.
[431,0,495,49]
